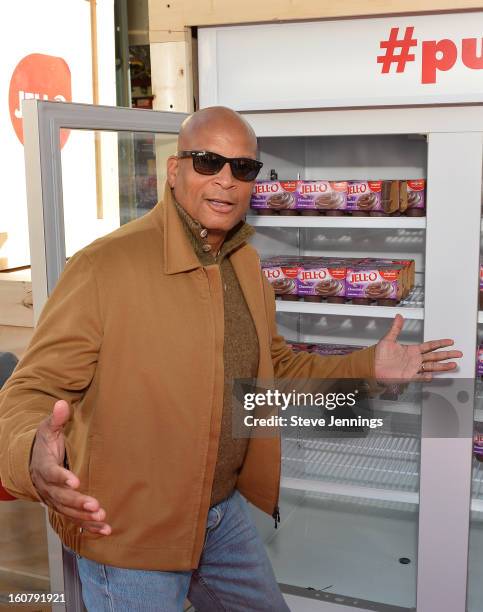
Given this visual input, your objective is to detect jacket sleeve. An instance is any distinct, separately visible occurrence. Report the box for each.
[0,251,103,501]
[262,275,376,380]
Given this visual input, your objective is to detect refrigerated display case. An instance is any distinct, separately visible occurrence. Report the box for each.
[21,100,482,612]
[240,113,480,612]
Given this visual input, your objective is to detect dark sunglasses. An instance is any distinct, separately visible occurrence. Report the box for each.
[177,150,263,182]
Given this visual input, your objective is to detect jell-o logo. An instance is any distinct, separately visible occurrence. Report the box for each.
[350,271,378,283]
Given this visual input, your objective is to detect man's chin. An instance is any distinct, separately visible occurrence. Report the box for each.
[203,220,240,233]
[200,210,245,231]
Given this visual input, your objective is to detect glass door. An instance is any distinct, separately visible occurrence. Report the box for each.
[22,99,187,610]
[248,133,426,612]
[467,139,483,612]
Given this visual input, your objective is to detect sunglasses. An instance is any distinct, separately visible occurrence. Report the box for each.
[177,150,263,182]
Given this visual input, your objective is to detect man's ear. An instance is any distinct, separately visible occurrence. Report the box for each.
[166,155,178,188]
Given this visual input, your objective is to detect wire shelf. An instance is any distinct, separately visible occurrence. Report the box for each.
[282,435,420,494]
[281,433,483,513]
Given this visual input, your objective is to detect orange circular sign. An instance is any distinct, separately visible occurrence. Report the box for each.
[9,53,72,146]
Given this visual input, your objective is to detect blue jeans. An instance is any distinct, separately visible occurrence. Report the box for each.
[74,490,290,611]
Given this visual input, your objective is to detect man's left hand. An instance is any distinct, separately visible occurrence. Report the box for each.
[375,314,463,382]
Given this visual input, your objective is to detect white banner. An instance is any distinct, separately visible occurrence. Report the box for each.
[199,11,483,111]
[0,0,116,269]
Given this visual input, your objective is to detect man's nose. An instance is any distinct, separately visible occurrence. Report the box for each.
[214,161,236,188]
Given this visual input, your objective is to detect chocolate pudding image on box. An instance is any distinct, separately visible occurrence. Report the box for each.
[347,181,381,217]
[316,278,342,295]
[315,191,346,216]
[365,281,393,302]
[272,277,296,295]
[262,260,300,301]
[360,259,413,300]
[346,265,404,305]
[296,181,347,216]
[270,192,297,216]
[346,267,372,304]
[250,180,299,215]
[298,261,346,302]
[405,179,426,217]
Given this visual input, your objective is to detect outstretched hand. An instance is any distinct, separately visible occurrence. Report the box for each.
[29,400,111,536]
[374,314,463,382]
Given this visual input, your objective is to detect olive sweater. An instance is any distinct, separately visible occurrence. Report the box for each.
[173,199,259,505]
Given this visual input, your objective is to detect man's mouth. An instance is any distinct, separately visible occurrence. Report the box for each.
[206,199,236,213]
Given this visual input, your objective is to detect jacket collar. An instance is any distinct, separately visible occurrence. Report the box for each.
[152,182,254,274]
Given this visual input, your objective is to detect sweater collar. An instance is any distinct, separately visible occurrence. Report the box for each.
[150,182,254,275]
[172,197,254,265]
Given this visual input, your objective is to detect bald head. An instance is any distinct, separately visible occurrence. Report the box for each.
[178,106,257,155]
[166,105,260,246]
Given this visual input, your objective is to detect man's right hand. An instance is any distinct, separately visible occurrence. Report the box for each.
[29,400,111,536]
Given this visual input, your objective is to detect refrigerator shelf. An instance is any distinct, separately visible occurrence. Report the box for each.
[281,435,420,499]
[276,285,424,320]
[281,476,418,505]
[247,215,427,230]
[281,436,483,512]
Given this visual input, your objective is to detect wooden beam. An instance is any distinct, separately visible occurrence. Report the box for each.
[149,0,483,37]
[150,27,194,112]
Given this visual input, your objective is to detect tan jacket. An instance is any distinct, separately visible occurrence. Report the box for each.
[0,185,376,570]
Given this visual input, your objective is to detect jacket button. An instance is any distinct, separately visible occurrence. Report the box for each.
[202,244,212,252]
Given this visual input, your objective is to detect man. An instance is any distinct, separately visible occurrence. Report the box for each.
[0,107,461,611]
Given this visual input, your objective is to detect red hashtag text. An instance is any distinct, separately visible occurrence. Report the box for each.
[377,27,417,73]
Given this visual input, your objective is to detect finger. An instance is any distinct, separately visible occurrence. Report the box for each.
[419,339,455,354]
[424,362,458,372]
[46,485,103,515]
[78,521,112,536]
[382,314,404,343]
[41,463,81,488]
[44,400,70,434]
[53,501,108,524]
[65,517,111,535]
[424,350,463,363]
[56,510,112,534]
